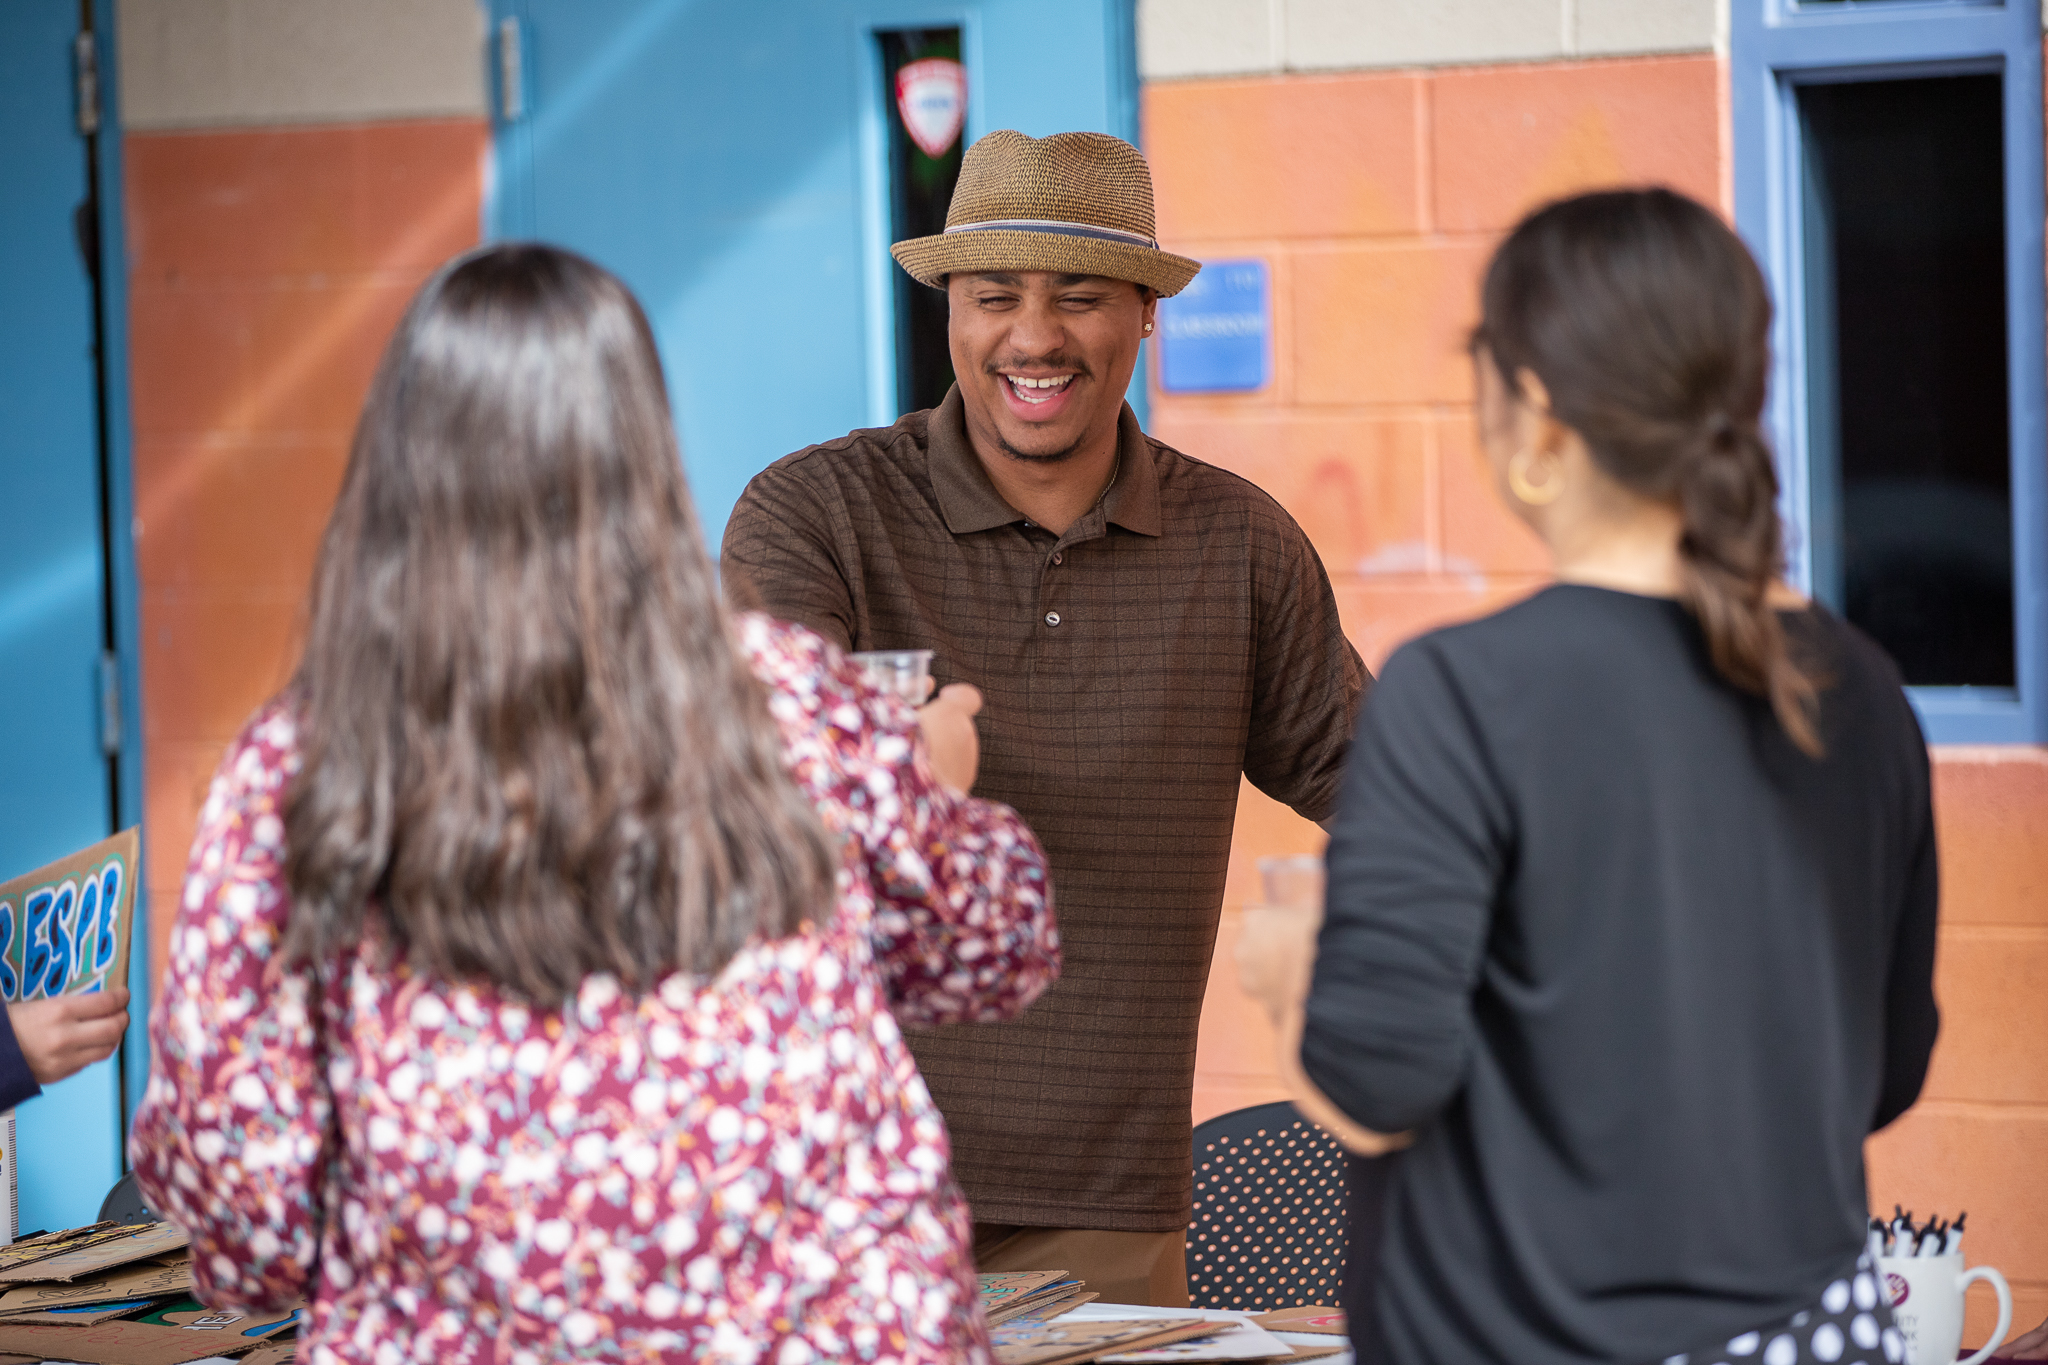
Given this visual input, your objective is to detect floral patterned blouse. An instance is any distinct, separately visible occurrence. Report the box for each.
[131,615,1058,1364]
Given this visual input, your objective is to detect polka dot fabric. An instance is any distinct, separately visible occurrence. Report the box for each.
[129,615,1058,1364]
[1186,1102,1349,1312]
[1660,1256,1904,1365]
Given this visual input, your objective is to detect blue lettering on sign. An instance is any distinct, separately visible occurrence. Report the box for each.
[1156,258,1271,394]
[91,860,122,978]
[23,889,52,1001]
[74,875,100,986]
[43,880,76,998]
[0,900,15,1000]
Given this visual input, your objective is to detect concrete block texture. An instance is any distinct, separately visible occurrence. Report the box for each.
[120,0,487,129]
[1138,0,1279,79]
[1286,0,1564,71]
[1137,0,1716,78]
[1573,0,1718,57]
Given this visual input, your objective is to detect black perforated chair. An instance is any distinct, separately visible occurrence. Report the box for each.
[1185,1100,1352,1311]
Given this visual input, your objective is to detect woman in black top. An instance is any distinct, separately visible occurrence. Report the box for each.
[1264,190,1939,1364]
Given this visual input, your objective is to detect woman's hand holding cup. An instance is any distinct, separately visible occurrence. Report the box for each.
[918,684,983,796]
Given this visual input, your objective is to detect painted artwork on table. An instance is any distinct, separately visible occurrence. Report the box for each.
[0,828,138,1003]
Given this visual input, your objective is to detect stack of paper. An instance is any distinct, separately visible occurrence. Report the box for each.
[0,1221,300,1365]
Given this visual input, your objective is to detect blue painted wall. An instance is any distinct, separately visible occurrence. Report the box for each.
[0,0,124,1233]
[488,0,1142,545]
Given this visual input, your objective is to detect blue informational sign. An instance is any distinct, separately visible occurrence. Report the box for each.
[1156,258,1270,393]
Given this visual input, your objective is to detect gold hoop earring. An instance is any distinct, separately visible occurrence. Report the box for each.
[1507,451,1563,506]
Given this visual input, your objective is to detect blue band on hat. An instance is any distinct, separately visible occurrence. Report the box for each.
[943,218,1159,250]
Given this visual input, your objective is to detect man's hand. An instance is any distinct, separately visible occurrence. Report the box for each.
[918,683,983,796]
[2007,1314,2048,1359]
[1235,904,1412,1158]
[10,989,129,1085]
[1234,903,1322,1027]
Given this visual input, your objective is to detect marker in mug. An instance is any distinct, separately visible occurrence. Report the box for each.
[1868,1219,1887,1263]
[1945,1211,1966,1256]
[1920,1219,1945,1258]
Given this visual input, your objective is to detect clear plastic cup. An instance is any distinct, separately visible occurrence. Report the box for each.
[1257,855,1325,911]
[850,649,934,704]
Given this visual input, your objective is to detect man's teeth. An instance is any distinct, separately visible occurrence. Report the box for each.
[1006,374,1073,405]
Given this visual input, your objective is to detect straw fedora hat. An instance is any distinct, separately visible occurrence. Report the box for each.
[891,129,1201,297]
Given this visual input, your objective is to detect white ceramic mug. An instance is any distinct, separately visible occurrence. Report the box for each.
[1878,1253,2012,1365]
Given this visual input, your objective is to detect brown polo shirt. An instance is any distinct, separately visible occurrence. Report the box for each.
[720,387,1368,1232]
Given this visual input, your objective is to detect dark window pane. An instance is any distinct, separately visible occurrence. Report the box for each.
[1798,73,2013,687]
[881,28,964,416]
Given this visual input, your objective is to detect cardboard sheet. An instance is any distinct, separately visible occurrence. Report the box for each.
[0,1256,190,1314]
[0,1221,187,1283]
[1059,1303,1294,1362]
[0,1317,282,1365]
[996,1289,1098,1326]
[1250,1306,1346,1336]
[990,1317,1221,1365]
[0,1293,165,1326]
[0,827,140,1003]
[236,1340,299,1365]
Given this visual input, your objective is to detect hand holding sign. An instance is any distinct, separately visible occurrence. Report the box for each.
[0,829,139,1091]
[10,988,128,1085]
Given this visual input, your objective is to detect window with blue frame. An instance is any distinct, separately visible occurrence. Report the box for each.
[1731,0,2047,742]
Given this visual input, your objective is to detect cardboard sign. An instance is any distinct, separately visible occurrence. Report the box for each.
[136,1297,299,1340]
[0,828,139,1002]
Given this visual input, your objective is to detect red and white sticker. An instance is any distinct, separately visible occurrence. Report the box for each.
[895,58,967,158]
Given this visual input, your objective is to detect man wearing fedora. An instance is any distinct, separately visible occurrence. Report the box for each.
[722,130,1367,1307]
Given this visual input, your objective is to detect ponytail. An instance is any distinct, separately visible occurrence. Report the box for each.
[1674,417,1821,756]
[1476,188,1823,757]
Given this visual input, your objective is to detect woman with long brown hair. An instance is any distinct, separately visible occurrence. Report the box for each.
[131,243,1057,1362]
[1247,190,1939,1364]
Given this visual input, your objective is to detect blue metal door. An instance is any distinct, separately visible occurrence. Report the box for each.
[486,0,1140,542]
[0,0,124,1232]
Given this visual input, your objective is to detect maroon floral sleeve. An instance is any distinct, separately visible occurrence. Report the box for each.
[738,614,1059,1028]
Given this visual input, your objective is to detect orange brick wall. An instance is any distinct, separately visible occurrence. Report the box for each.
[1147,54,2048,1344]
[126,119,486,986]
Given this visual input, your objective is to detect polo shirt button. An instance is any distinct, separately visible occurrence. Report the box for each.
[1044,611,1061,627]
[1052,552,1063,566]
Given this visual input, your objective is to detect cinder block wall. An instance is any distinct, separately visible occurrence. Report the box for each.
[1141,1,2048,1341]
[120,0,487,988]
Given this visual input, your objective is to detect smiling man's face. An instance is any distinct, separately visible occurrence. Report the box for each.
[946,270,1156,466]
